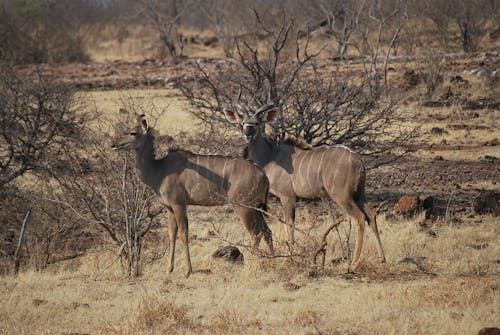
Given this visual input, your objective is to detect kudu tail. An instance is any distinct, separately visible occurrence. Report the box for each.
[355,161,372,226]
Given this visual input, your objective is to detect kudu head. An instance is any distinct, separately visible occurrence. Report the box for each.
[111,114,150,151]
[224,104,279,142]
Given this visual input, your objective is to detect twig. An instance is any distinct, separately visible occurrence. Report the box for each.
[14,209,31,274]
[312,218,343,270]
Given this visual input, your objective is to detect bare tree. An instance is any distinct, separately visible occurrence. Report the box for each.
[0,64,83,189]
[137,0,191,61]
[417,0,453,51]
[201,0,236,57]
[176,11,419,166]
[317,0,365,59]
[450,0,489,53]
[356,0,409,96]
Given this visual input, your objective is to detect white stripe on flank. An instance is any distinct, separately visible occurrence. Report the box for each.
[221,160,228,189]
[297,153,307,187]
[306,151,314,190]
[331,149,346,187]
[317,149,328,186]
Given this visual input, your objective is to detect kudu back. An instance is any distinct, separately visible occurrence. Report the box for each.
[112,114,273,277]
[225,105,385,271]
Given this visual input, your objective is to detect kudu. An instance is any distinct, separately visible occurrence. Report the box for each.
[111,114,273,277]
[225,104,385,270]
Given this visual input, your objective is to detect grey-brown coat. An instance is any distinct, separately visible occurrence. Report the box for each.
[225,105,385,271]
[112,114,273,277]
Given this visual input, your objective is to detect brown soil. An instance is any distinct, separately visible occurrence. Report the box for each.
[14,53,499,219]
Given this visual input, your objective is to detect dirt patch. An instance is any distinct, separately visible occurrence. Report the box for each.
[367,157,499,217]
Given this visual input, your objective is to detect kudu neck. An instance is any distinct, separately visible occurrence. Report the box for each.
[246,134,276,167]
[134,132,158,189]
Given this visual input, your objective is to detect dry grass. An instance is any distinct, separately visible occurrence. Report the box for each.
[4,35,499,334]
[0,208,498,335]
[85,25,225,62]
[84,89,195,134]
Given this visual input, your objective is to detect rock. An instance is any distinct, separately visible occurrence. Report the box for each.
[32,299,48,306]
[394,195,435,217]
[418,195,434,210]
[483,138,499,146]
[402,69,421,88]
[478,327,500,335]
[393,196,419,215]
[203,36,219,47]
[418,223,437,237]
[399,256,426,266]
[473,191,500,216]
[212,245,243,263]
[450,75,466,83]
[282,282,301,291]
[421,100,445,108]
[430,127,448,135]
[484,155,498,162]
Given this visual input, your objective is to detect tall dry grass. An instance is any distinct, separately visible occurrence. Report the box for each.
[0,207,498,335]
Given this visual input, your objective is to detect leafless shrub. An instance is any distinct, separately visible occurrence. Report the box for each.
[0,181,93,275]
[0,64,83,189]
[176,11,419,166]
[50,108,167,277]
[316,0,365,59]
[0,1,90,64]
[137,0,192,61]
[422,56,444,96]
[356,0,409,96]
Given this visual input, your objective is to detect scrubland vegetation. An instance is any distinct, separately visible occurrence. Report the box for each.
[0,0,499,334]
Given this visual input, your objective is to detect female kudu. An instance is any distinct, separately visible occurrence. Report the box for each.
[112,114,273,277]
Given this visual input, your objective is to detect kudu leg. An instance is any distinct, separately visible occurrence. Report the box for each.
[281,197,296,245]
[366,209,386,263]
[172,205,192,278]
[235,206,274,254]
[166,208,178,274]
[350,215,365,272]
[336,199,366,272]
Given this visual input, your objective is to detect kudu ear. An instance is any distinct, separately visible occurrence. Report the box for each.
[264,107,279,123]
[253,104,279,124]
[138,114,149,133]
[224,109,242,124]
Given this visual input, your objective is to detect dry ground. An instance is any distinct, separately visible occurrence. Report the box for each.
[0,210,498,335]
[2,51,499,334]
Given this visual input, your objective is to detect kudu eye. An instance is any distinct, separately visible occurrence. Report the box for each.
[129,132,137,136]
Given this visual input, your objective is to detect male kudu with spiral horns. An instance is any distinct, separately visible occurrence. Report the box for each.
[225,104,385,271]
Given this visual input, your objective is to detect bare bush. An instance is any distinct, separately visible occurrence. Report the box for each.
[51,109,166,277]
[137,0,192,61]
[315,0,366,59]
[0,64,83,189]
[356,0,409,96]
[0,1,90,64]
[176,11,419,166]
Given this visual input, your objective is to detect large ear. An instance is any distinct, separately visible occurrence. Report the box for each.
[224,109,242,124]
[263,107,279,123]
[138,114,149,133]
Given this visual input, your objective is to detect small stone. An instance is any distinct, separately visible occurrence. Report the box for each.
[393,196,419,214]
[212,245,243,263]
[282,282,301,291]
